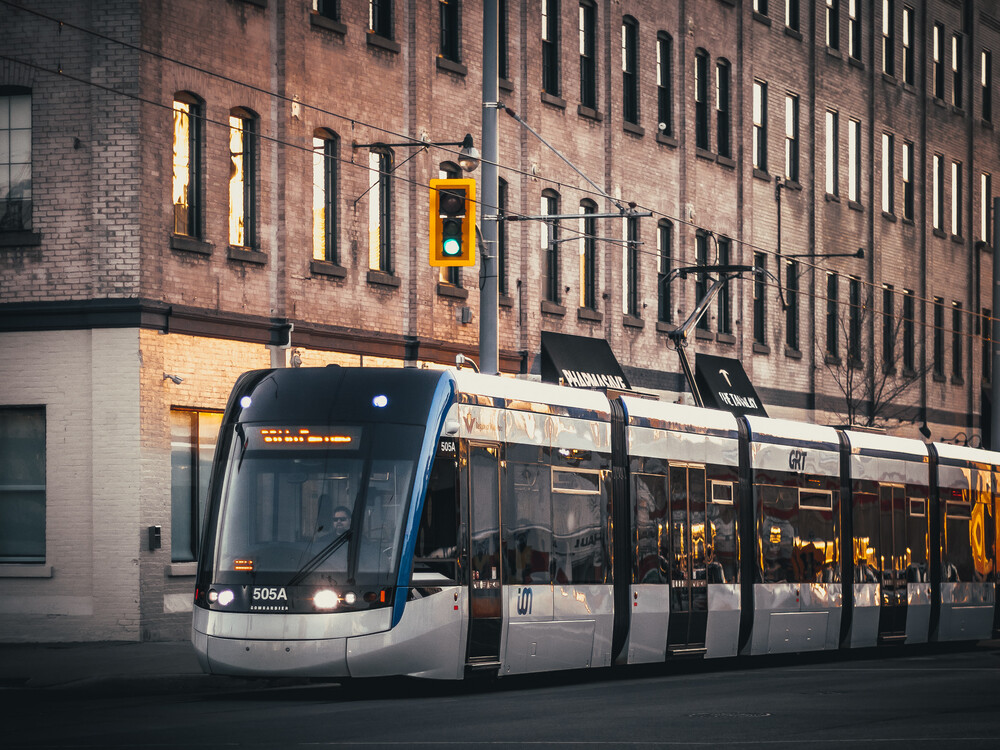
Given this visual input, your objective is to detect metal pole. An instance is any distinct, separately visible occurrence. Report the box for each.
[480,0,499,375]
[992,197,1000,448]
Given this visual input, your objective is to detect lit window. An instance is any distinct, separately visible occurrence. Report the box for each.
[826,109,839,195]
[933,23,945,100]
[933,154,944,230]
[228,109,257,249]
[848,118,861,203]
[753,80,767,171]
[881,132,894,215]
[312,130,338,263]
[952,160,963,237]
[981,172,992,244]
[172,94,203,237]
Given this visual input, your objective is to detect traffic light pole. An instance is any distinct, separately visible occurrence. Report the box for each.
[479,0,500,375]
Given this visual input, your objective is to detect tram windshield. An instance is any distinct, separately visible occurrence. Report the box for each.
[210,423,422,587]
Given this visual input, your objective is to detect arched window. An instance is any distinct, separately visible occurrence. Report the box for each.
[312,128,339,263]
[228,107,258,249]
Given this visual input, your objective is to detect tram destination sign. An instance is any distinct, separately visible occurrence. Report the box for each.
[694,353,768,417]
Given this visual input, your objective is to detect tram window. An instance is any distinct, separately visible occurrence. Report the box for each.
[908,498,926,517]
[552,466,606,584]
[852,483,880,582]
[800,490,833,510]
[797,498,839,583]
[710,481,733,504]
[634,473,669,584]
[358,460,413,577]
[906,493,929,582]
[413,453,459,580]
[942,502,973,581]
[706,484,737,583]
[758,484,796,583]
[505,460,552,585]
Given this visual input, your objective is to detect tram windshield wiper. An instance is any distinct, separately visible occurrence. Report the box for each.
[286,531,351,587]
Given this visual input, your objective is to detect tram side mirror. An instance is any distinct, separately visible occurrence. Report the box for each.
[444,419,460,435]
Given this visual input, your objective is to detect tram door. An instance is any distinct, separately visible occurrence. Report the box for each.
[667,465,708,651]
[466,443,503,664]
[878,485,907,639]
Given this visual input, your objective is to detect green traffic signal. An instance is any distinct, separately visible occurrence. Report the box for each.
[442,218,462,256]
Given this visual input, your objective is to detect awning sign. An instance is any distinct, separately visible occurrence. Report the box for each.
[540,331,630,391]
[694,353,767,417]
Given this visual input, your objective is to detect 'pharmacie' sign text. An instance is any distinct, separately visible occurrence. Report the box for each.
[561,369,629,390]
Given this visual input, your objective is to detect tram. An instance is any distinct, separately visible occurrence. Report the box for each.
[192,366,999,680]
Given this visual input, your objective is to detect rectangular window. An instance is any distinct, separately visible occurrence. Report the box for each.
[542,0,560,96]
[952,34,963,108]
[882,284,895,367]
[170,409,222,563]
[983,50,993,123]
[717,61,732,158]
[983,307,992,382]
[903,289,915,371]
[368,149,392,272]
[499,0,509,79]
[933,23,945,100]
[622,17,639,124]
[952,160,963,237]
[542,192,560,303]
[228,112,256,249]
[754,0,769,15]
[786,0,800,32]
[172,97,202,238]
[624,216,639,316]
[313,0,340,21]
[695,50,710,150]
[882,0,895,76]
[827,0,841,51]
[439,0,461,62]
[982,172,992,244]
[902,6,914,84]
[786,259,799,350]
[696,232,709,330]
[827,272,840,357]
[933,296,945,377]
[498,178,508,295]
[657,33,674,136]
[580,202,597,309]
[952,301,963,381]
[785,93,799,182]
[848,0,861,61]
[312,134,338,263]
[718,236,731,334]
[826,110,839,195]
[0,407,45,563]
[579,2,596,110]
[752,253,767,346]
[933,154,944,230]
[658,221,673,324]
[902,140,914,220]
[848,118,861,203]
[882,132,894,215]
[753,79,767,171]
[848,276,862,364]
[369,0,393,39]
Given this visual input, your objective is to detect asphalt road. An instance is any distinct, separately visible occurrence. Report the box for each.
[3,644,999,749]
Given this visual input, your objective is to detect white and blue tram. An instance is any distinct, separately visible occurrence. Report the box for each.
[192,366,1000,680]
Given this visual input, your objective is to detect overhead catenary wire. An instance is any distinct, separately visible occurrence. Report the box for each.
[0,3,994,352]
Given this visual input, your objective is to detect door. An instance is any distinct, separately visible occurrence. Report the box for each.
[467,443,503,663]
[878,485,907,639]
[667,465,708,651]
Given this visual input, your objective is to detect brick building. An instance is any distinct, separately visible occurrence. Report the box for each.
[0,0,997,641]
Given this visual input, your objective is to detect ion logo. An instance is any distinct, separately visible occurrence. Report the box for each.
[516,587,533,615]
[789,449,807,472]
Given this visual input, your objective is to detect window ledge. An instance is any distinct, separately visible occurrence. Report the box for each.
[578,105,603,122]
[656,132,678,147]
[753,342,770,355]
[785,346,802,360]
[716,154,736,169]
[0,231,42,247]
[436,282,469,300]
[241,0,265,7]
[436,57,467,76]
[752,11,772,27]
[980,119,994,130]
[167,562,198,577]
[849,56,865,70]
[227,246,266,264]
[951,234,965,244]
[310,13,346,36]
[825,353,842,365]
[541,91,566,109]
[541,300,566,316]
[716,332,736,345]
[310,259,347,278]
[753,167,771,182]
[882,72,898,85]
[782,178,802,190]
[367,31,400,54]
[655,321,675,334]
[623,121,644,137]
[696,147,716,162]
[882,211,897,222]
[902,216,915,225]
[623,315,645,329]
[848,200,864,212]
[170,234,212,255]
[0,565,53,578]
[826,47,843,60]
[933,373,947,383]
[952,105,966,117]
[825,192,841,202]
[578,306,603,323]
[499,293,514,308]
[367,269,400,287]
[784,26,803,41]
[933,227,948,239]
[499,77,515,93]
[695,327,714,340]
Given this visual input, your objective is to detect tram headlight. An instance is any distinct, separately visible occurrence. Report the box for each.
[314,589,340,610]
[217,589,235,607]
[343,592,357,605]
[240,396,252,408]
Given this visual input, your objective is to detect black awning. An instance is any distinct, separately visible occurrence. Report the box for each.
[694,353,767,417]
[540,331,630,390]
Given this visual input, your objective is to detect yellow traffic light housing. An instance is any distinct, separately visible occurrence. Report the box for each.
[430,178,476,267]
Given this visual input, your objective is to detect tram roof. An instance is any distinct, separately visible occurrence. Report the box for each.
[933,441,1000,468]
[451,370,611,417]
[743,414,840,449]
[619,395,739,436]
[842,429,929,460]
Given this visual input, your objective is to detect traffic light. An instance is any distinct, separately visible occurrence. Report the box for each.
[429,177,476,267]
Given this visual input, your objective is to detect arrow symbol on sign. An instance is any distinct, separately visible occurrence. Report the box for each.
[719,369,732,388]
